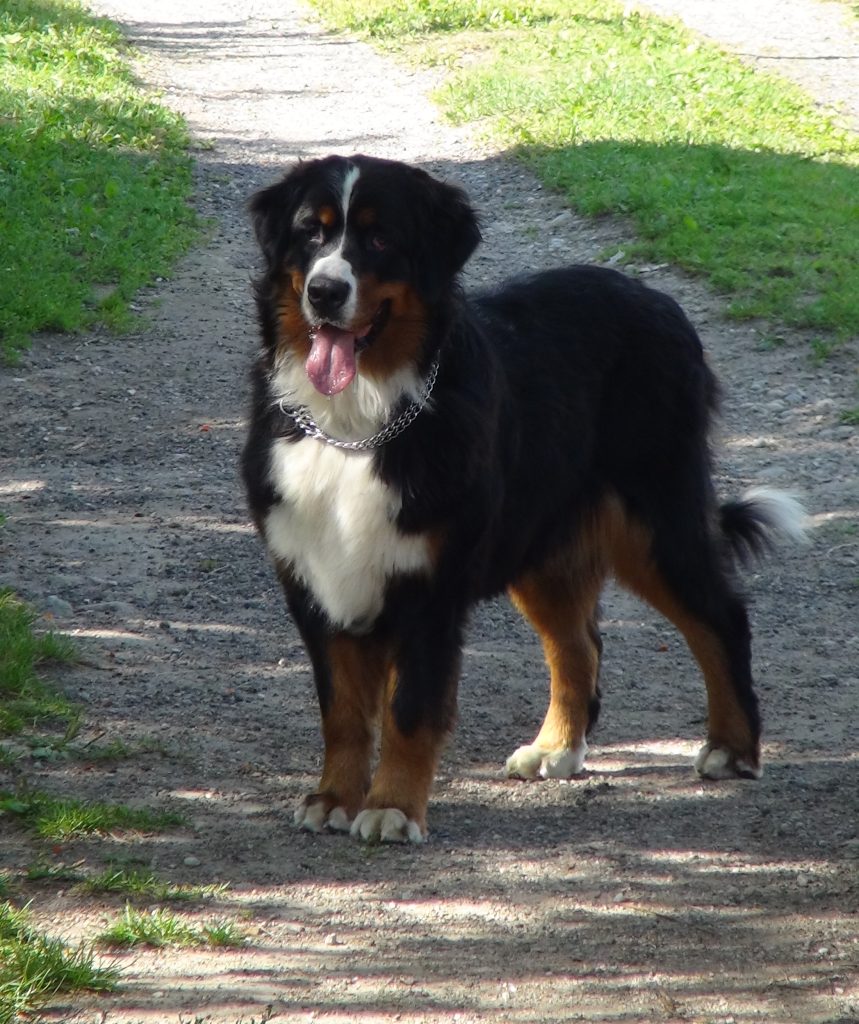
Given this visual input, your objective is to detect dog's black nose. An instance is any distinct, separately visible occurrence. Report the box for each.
[306,275,350,316]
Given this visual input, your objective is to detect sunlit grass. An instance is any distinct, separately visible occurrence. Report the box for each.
[0,0,197,360]
[310,0,859,340]
[0,789,184,841]
[79,864,228,902]
[98,905,246,948]
[0,900,118,1022]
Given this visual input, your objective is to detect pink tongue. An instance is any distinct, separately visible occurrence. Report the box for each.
[306,325,357,396]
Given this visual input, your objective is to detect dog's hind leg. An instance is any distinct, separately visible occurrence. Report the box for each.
[505,560,605,780]
[611,513,762,780]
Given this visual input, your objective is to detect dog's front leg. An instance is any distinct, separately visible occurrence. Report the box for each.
[351,600,463,844]
[293,629,389,835]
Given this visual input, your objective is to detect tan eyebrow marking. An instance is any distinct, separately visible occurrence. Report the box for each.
[317,205,336,227]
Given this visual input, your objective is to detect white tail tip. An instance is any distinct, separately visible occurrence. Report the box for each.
[743,487,810,546]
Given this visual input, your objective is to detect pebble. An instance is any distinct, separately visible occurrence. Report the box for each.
[549,211,574,228]
[43,595,74,618]
[183,855,201,867]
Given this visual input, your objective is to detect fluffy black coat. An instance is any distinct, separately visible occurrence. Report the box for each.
[241,155,799,842]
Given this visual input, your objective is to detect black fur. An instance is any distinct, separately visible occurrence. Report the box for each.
[242,155,786,837]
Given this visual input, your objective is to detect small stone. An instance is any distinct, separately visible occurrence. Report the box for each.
[183,855,201,868]
[44,595,73,619]
[841,838,859,857]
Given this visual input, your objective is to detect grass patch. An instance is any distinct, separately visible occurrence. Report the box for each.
[25,861,86,885]
[0,900,118,1022]
[0,0,197,360]
[99,905,246,948]
[829,0,859,17]
[316,0,545,35]
[79,864,228,902]
[310,0,859,337]
[0,589,77,738]
[0,788,184,841]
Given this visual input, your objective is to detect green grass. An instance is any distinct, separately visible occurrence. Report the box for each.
[79,864,228,902]
[25,861,86,885]
[830,0,859,16]
[98,905,246,949]
[310,0,859,339]
[0,589,77,738]
[0,0,197,360]
[0,900,119,1022]
[316,0,545,34]
[0,788,184,841]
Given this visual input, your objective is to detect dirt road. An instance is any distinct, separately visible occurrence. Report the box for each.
[0,1,857,1021]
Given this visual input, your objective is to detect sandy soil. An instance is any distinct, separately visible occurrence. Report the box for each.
[0,1,857,1022]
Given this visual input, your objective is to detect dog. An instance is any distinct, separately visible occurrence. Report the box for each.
[242,154,805,844]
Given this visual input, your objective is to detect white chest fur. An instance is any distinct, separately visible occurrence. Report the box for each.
[264,437,431,629]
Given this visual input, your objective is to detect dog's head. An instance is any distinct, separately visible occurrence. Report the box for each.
[250,155,480,398]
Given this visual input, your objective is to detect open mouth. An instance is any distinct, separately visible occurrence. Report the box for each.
[305,300,391,397]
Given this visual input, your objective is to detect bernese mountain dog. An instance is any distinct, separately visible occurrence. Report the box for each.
[242,154,805,844]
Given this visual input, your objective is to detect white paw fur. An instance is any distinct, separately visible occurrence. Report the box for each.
[350,808,424,844]
[294,800,353,833]
[506,740,587,780]
[695,742,762,780]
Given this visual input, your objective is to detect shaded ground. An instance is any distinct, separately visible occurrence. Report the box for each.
[0,1,857,1021]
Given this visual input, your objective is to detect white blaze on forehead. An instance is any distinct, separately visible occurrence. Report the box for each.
[338,163,360,216]
[302,163,361,326]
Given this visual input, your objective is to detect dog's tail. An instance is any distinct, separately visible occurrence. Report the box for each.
[720,486,809,565]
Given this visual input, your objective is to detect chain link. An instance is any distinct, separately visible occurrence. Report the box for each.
[278,358,440,452]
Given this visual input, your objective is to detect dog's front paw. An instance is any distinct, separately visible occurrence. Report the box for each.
[294,795,354,834]
[506,741,587,780]
[695,742,761,780]
[350,808,424,844]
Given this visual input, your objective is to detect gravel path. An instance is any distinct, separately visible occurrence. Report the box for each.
[1,2,857,1022]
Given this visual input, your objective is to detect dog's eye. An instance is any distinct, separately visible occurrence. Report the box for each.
[370,233,388,253]
[296,217,325,244]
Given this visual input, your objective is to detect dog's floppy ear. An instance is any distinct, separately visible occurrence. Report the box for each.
[413,169,481,294]
[249,162,311,268]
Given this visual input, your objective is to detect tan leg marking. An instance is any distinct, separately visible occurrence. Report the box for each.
[607,501,759,768]
[506,526,607,780]
[352,672,453,843]
[297,634,390,832]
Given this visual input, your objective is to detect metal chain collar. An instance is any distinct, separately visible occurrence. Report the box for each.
[277,358,440,452]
